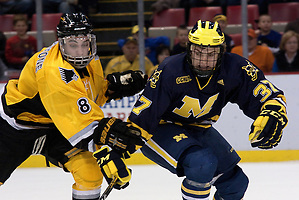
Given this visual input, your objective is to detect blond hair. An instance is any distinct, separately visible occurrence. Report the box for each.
[280,31,299,51]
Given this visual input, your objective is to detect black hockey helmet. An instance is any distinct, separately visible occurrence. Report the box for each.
[57,13,93,38]
[57,13,97,69]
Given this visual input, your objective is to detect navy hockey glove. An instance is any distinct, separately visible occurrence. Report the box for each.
[93,117,145,154]
[249,99,288,149]
[93,147,131,190]
[105,70,148,102]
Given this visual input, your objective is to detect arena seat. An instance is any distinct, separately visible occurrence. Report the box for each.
[225,23,252,35]
[4,30,57,47]
[31,13,62,31]
[230,33,242,46]
[152,8,185,27]
[226,5,259,28]
[0,14,15,32]
[271,22,288,33]
[188,6,222,26]
[268,2,299,23]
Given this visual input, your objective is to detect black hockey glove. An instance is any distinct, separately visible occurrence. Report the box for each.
[105,70,148,102]
[93,147,131,190]
[249,100,288,149]
[93,117,145,154]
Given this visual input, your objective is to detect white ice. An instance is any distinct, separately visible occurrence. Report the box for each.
[1,161,299,200]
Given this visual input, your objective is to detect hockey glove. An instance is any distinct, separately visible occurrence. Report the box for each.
[249,99,288,149]
[93,147,131,190]
[105,70,148,102]
[93,117,145,154]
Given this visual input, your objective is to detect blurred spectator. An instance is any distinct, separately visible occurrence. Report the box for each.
[231,29,275,73]
[151,0,180,15]
[42,0,98,15]
[0,31,8,80]
[0,0,35,16]
[0,58,8,80]
[77,0,98,15]
[118,25,170,65]
[212,14,235,52]
[284,18,299,34]
[149,44,171,75]
[156,44,171,67]
[256,14,282,54]
[42,0,76,13]
[105,36,155,76]
[5,14,37,70]
[0,31,7,63]
[272,31,299,72]
[171,24,189,55]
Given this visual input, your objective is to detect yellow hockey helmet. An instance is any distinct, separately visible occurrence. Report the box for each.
[188,20,225,46]
[187,20,225,79]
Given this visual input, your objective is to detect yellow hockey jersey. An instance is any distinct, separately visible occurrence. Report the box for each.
[0,42,109,148]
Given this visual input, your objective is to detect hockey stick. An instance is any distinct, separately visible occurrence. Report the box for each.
[99,176,118,200]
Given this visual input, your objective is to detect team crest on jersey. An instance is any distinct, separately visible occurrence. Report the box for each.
[176,75,192,84]
[217,79,224,85]
[173,133,188,142]
[59,67,79,84]
[242,60,259,81]
[150,69,162,88]
[173,94,219,118]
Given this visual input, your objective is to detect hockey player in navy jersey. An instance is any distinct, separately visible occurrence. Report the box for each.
[124,20,288,199]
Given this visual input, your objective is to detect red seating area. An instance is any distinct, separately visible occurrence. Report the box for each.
[0,13,62,32]
[268,2,299,23]
[31,13,62,31]
[150,2,298,47]
[0,14,14,32]
[188,6,222,26]
[230,33,242,46]
[226,4,259,28]
[152,2,299,28]
[152,8,185,27]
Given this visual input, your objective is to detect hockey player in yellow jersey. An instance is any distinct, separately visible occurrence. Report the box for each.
[0,13,146,200]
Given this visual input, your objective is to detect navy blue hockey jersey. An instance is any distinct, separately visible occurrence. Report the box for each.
[129,52,286,140]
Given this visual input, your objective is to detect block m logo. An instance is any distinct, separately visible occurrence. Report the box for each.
[173,94,219,118]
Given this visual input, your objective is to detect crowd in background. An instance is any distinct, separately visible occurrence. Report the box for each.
[0,0,98,16]
[0,0,98,80]
[0,0,299,81]
[125,0,299,74]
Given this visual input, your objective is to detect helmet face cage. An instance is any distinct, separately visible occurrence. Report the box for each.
[187,20,225,79]
[59,34,97,69]
[187,43,224,79]
[57,13,96,68]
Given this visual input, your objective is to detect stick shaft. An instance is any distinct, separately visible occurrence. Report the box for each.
[99,177,117,200]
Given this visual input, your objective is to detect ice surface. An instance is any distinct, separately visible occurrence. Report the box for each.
[1,161,299,200]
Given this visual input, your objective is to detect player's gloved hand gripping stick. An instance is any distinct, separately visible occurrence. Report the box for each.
[249,99,288,149]
[93,147,132,199]
[93,117,145,155]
